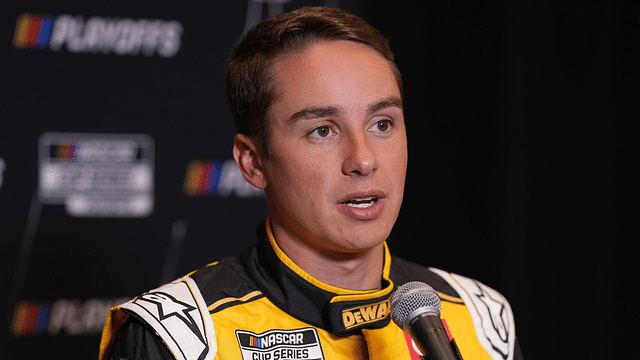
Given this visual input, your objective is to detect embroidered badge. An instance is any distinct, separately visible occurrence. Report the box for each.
[429,268,515,360]
[341,299,391,330]
[120,276,217,360]
[328,294,393,336]
[235,328,325,360]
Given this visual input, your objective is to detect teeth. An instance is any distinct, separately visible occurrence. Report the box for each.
[344,197,376,208]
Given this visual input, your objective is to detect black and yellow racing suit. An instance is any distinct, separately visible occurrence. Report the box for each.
[99,221,524,360]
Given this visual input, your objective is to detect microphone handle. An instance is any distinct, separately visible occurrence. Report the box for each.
[408,314,463,360]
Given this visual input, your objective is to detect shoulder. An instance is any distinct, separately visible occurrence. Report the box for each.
[101,250,259,360]
[189,251,261,309]
[389,255,460,299]
[390,256,521,360]
[390,256,510,308]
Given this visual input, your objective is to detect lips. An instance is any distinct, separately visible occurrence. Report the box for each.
[338,192,385,221]
[342,196,378,208]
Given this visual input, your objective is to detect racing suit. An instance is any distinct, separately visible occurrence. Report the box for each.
[99,220,524,360]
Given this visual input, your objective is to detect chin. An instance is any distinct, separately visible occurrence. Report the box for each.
[338,227,390,252]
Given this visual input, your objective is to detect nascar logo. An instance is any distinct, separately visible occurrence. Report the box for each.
[10,301,51,336]
[247,332,304,348]
[52,141,78,162]
[342,299,390,330]
[183,160,264,198]
[13,13,182,57]
[12,13,54,50]
[11,298,128,337]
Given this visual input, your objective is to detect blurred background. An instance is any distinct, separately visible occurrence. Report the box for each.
[1,0,636,358]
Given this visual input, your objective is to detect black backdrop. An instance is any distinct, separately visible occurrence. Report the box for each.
[1,0,637,359]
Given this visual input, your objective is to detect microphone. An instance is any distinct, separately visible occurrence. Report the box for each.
[391,281,463,360]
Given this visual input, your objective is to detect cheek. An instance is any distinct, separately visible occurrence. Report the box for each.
[384,146,408,198]
[397,152,408,181]
[396,139,409,174]
[269,151,329,201]
[384,143,408,174]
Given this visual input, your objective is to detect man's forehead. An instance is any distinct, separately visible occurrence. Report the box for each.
[275,40,389,70]
[268,40,401,125]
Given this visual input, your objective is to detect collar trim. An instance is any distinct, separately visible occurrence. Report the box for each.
[264,218,396,336]
[265,218,394,299]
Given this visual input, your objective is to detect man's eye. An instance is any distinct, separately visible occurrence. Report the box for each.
[311,126,331,138]
[375,120,391,132]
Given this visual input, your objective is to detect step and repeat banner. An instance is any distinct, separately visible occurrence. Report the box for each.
[1,1,363,358]
[4,1,629,358]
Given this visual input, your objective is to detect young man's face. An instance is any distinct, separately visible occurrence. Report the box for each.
[261,40,407,256]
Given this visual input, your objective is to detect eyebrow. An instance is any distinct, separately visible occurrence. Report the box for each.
[287,96,403,124]
[288,106,342,123]
[368,96,403,114]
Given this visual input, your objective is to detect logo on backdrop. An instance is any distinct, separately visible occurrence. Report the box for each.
[38,132,155,217]
[183,160,264,198]
[12,13,183,57]
[10,297,129,337]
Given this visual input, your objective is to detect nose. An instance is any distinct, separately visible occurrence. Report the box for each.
[342,132,378,176]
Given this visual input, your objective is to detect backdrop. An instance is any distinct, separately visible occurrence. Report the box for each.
[1,0,636,359]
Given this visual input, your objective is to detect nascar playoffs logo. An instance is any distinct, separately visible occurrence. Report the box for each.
[13,13,182,57]
[11,297,129,337]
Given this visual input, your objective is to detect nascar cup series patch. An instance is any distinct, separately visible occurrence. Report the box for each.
[236,328,325,360]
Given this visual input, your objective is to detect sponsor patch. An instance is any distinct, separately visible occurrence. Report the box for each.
[342,299,390,330]
[236,328,324,360]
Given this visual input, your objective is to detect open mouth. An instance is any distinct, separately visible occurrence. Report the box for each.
[342,196,378,208]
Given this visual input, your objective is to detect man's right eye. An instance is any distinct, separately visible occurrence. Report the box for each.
[311,126,331,138]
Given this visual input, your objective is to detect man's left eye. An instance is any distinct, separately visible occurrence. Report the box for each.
[374,120,391,132]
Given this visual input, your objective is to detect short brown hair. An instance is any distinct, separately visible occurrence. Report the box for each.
[224,6,402,157]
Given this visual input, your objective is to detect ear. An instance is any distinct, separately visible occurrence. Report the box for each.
[233,134,267,189]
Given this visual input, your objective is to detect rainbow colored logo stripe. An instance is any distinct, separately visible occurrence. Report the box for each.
[11,301,51,337]
[183,160,225,196]
[13,13,55,50]
[249,335,262,347]
[54,141,78,162]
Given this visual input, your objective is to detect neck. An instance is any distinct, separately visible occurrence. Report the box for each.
[269,221,385,291]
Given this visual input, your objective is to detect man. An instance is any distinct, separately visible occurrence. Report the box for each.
[100,7,523,360]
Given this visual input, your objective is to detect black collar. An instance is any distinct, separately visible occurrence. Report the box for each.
[242,220,395,337]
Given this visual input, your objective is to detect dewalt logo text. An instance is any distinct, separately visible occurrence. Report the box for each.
[342,300,390,329]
